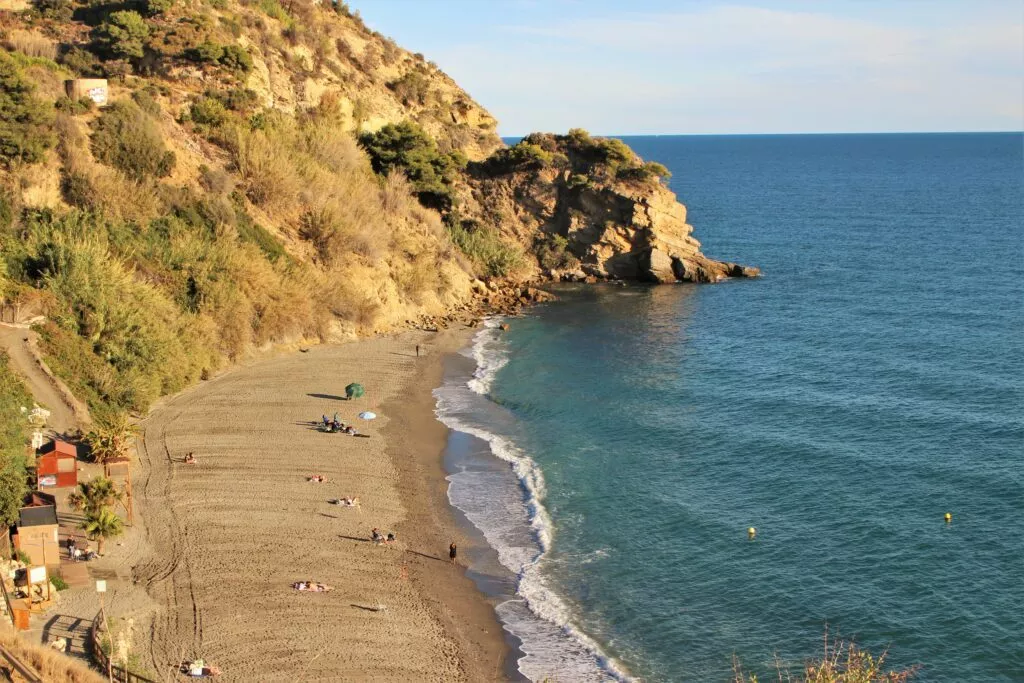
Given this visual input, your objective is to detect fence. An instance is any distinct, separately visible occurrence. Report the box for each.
[89,608,157,683]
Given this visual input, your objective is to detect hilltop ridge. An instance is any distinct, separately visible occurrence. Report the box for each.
[0,0,755,423]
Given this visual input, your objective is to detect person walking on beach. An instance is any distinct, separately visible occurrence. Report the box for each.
[449,542,457,563]
[416,344,420,357]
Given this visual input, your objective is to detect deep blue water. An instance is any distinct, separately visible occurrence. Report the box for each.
[440,133,1024,682]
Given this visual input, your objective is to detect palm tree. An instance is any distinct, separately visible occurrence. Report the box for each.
[80,507,124,555]
[67,477,124,516]
[85,413,136,476]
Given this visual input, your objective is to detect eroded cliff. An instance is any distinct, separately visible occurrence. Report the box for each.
[462,131,759,283]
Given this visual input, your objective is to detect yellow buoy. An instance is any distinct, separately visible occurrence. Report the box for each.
[944,512,952,523]
[747,527,756,538]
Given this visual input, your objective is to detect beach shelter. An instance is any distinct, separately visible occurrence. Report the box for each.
[36,440,78,488]
[345,383,365,399]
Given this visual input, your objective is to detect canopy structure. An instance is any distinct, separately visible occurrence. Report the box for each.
[358,411,376,420]
[345,383,365,399]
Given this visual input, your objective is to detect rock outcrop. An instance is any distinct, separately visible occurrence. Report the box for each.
[462,132,759,284]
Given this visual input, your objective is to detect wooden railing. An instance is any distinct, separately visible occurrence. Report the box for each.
[89,608,157,683]
[0,574,14,629]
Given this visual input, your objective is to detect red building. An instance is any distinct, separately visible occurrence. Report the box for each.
[36,440,78,488]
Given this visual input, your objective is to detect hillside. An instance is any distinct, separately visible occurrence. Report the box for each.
[0,0,754,427]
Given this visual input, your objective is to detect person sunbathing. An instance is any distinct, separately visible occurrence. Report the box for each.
[308,475,324,483]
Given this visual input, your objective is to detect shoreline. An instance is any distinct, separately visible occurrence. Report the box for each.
[108,328,509,680]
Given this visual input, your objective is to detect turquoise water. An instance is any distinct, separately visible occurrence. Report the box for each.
[437,134,1024,682]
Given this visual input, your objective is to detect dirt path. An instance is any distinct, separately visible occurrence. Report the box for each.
[0,324,87,434]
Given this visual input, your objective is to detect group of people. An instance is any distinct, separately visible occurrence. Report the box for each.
[184,452,197,464]
[330,496,360,507]
[66,538,96,562]
[320,414,358,435]
[371,528,397,545]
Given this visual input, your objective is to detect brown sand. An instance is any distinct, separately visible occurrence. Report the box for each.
[131,329,509,681]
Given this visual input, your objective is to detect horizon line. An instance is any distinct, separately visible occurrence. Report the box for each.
[499,130,1024,138]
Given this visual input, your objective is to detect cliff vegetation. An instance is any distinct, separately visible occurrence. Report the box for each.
[0,0,754,427]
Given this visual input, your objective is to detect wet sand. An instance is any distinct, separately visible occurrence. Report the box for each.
[131,329,509,681]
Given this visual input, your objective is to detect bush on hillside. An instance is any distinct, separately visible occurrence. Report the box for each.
[219,44,253,73]
[32,0,72,21]
[91,101,176,178]
[54,97,95,117]
[358,121,465,213]
[0,352,32,527]
[59,47,103,77]
[188,40,225,64]
[387,71,430,106]
[0,52,55,167]
[93,11,150,61]
[446,218,524,278]
[535,234,578,271]
[484,141,561,174]
[190,96,228,127]
[616,161,671,183]
[144,0,174,16]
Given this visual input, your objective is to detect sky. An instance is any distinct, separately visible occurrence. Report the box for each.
[354,0,1024,136]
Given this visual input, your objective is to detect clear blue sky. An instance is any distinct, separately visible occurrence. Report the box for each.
[353,0,1024,136]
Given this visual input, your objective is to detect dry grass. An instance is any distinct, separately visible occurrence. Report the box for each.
[0,626,105,683]
[3,29,57,60]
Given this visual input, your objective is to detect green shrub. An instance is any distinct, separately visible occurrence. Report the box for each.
[359,121,465,213]
[33,0,72,21]
[485,141,556,174]
[222,87,258,113]
[566,173,591,190]
[55,96,96,115]
[219,44,253,73]
[14,549,31,565]
[131,88,162,116]
[188,40,224,64]
[535,234,578,271]
[256,0,289,22]
[51,576,69,591]
[59,47,103,77]
[0,351,32,527]
[102,59,132,80]
[233,198,286,262]
[616,161,671,183]
[0,52,55,167]
[387,71,430,106]
[91,101,175,178]
[446,219,525,278]
[190,96,227,127]
[93,11,150,61]
[144,0,174,15]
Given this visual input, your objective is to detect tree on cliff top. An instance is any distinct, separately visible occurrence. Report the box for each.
[359,121,466,213]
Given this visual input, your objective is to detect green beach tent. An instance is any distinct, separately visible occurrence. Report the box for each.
[345,383,365,399]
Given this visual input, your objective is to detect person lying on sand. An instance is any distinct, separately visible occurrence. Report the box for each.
[184,452,196,464]
[308,475,325,483]
[293,581,332,592]
[329,497,360,507]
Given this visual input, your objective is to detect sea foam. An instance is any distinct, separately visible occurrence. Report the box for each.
[434,319,633,683]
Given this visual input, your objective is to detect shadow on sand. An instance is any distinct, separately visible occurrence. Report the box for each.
[307,393,347,401]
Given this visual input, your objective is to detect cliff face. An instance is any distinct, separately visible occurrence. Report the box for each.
[463,132,759,283]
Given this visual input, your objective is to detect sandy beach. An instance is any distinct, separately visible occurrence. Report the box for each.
[124,329,508,681]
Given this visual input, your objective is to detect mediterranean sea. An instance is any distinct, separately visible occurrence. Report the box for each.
[435,133,1024,682]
